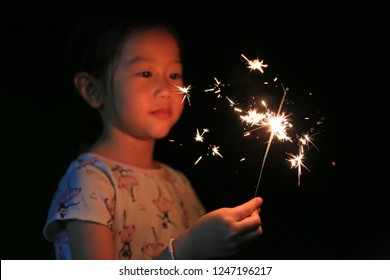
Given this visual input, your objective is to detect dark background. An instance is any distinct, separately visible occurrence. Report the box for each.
[2,0,388,259]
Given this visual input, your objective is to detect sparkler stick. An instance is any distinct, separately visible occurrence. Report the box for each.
[253,84,289,197]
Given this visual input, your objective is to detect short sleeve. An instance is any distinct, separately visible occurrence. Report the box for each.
[43,159,116,242]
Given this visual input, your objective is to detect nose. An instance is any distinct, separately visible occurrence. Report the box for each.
[155,77,173,98]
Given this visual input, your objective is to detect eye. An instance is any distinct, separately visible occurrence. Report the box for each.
[170,73,182,80]
[137,71,152,78]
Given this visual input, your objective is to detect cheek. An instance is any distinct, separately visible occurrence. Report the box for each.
[117,97,144,121]
[113,81,144,111]
[173,101,185,124]
[173,96,185,114]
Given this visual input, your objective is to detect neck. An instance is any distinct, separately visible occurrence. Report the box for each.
[88,127,158,169]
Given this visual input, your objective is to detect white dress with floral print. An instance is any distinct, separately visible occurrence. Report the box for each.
[43,153,205,260]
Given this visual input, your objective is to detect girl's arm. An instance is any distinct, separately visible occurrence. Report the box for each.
[65,220,116,259]
[158,197,263,260]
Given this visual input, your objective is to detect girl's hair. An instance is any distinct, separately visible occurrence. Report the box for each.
[65,5,183,84]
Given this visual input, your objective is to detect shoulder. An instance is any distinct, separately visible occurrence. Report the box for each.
[68,153,113,176]
[59,153,119,192]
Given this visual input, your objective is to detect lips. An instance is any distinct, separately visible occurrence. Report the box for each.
[151,108,172,119]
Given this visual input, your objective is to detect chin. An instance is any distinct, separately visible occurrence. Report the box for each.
[152,130,171,140]
[147,123,176,140]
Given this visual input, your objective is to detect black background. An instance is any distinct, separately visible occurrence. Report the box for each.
[2,0,388,259]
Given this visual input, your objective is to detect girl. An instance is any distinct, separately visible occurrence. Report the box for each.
[43,9,263,260]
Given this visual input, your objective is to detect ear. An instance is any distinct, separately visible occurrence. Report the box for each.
[74,72,103,108]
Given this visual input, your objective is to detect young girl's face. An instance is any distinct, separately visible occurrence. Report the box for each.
[101,28,185,140]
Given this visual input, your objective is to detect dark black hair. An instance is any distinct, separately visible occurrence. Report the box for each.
[64,4,183,83]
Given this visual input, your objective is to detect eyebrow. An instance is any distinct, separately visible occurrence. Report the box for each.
[125,56,181,66]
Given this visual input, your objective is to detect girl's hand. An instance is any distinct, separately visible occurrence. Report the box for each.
[174,197,263,259]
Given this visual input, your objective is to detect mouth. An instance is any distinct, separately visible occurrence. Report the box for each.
[151,108,172,119]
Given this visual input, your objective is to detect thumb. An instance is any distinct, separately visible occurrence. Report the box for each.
[232,197,263,221]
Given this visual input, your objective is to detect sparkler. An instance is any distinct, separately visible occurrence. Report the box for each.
[298,133,319,153]
[192,128,223,165]
[210,145,223,158]
[194,128,209,142]
[175,85,192,105]
[286,151,310,187]
[237,55,319,193]
[250,84,291,197]
[194,54,321,189]
[204,77,238,108]
[286,132,319,186]
[241,54,268,73]
[225,96,238,107]
[194,156,203,165]
[204,77,227,97]
[193,147,224,165]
